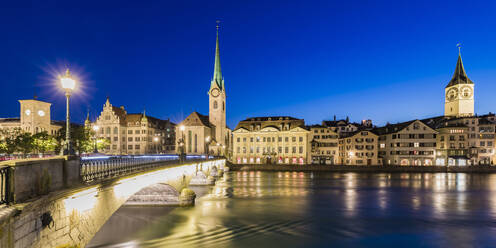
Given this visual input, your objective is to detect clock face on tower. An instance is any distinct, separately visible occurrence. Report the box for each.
[211,88,220,97]
[446,88,458,101]
[460,86,473,99]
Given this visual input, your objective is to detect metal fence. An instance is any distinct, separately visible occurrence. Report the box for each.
[0,166,10,204]
[80,155,207,182]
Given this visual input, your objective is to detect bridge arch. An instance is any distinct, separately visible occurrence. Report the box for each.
[3,159,226,248]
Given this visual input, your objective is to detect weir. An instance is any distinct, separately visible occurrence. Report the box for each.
[0,156,226,248]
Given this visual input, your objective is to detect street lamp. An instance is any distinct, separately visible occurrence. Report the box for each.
[178,125,186,162]
[92,125,99,153]
[205,136,211,159]
[60,69,76,155]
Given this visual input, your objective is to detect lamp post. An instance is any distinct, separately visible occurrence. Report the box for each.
[205,136,211,159]
[153,136,159,154]
[60,69,76,155]
[178,125,185,162]
[92,125,99,153]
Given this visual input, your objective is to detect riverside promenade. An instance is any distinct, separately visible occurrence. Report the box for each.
[228,164,496,173]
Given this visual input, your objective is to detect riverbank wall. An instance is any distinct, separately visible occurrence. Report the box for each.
[227,164,496,173]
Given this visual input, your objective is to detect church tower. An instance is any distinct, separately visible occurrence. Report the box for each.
[444,48,474,117]
[208,22,227,146]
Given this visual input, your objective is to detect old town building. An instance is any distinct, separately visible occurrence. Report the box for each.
[87,98,176,155]
[375,120,437,166]
[176,25,232,157]
[232,116,311,164]
[0,98,63,135]
[338,130,379,165]
[434,123,469,166]
[309,125,339,165]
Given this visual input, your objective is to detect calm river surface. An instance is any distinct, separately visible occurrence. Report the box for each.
[88,171,496,248]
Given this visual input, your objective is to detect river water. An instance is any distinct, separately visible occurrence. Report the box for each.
[88,171,496,248]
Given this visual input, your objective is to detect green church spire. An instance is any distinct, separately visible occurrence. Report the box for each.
[212,21,224,90]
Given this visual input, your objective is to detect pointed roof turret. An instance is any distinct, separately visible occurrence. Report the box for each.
[142,109,148,122]
[85,111,91,126]
[211,21,224,91]
[447,47,474,87]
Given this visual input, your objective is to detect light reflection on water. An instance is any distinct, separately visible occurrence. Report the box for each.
[89,172,496,248]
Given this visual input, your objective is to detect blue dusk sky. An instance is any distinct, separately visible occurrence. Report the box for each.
[1,0,496,128]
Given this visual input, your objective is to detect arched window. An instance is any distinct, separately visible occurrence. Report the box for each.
[194,134,197,153]
[223,101,225,111]
[114,127,118,134]
[106,127,110,134]
[213,101,218,109]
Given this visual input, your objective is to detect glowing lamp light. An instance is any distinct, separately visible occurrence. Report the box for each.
[205,136,211,142]
[60,69,76,91]
[348,152,354,156]
[179,125,185,131]
[92,125,99,131]
[153,137,159,142]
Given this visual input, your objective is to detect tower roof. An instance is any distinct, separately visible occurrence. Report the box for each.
[211,22,224,90]
[447,52,473,87]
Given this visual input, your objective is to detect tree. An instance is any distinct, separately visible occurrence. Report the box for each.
[32,131,57,155]
[56,125,95,155]
[0,129,22,155]
[16,132,35,157]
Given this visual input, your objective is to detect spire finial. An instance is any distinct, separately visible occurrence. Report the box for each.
[216,20,221,32]
[457,43,461,55]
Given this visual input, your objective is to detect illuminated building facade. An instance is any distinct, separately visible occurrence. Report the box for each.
[309,125,339,165]
[0,98,63,135]
[338,130,379,165]
[375,120,437,166]
[232,116,311,164]
[87,98,176,155]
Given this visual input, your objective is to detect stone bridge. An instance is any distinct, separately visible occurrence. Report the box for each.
[0,156,226,248]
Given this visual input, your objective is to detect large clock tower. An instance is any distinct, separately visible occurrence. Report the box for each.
[444,50,474,117]
[208,23,227,146]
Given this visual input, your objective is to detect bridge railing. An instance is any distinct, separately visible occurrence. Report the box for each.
[0,165,10,204]
[80,155,209,183]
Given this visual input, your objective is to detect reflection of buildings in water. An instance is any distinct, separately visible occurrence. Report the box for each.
[344,173,357,216]
[488,174,496,218]
[377,188,387,211]
[412,196,421,210]
[233,171,309,198]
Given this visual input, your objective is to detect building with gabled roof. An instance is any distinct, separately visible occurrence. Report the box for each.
[86,97,176,155]
[374,120,437,166]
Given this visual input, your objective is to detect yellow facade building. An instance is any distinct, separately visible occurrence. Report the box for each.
[375,120,437,166]
[338,130,379,165]
[0,98,63,136]
[232,116,311,164]
[87,98,176,155]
